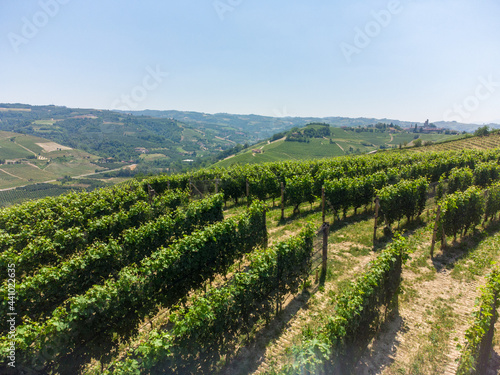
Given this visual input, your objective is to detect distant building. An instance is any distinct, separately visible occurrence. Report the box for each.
[135,147,148,154]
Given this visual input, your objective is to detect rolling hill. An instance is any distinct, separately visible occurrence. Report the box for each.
[0,130,110,190]
[125,109,500,138]
[0,104,244,174]
[214,123,462,168]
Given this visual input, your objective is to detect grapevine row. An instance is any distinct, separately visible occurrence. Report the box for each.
[0,180,147,236]
[145,149,500,204]
[1,201,267,370]
[0,190,190,281]
[377,177,428,227]
[456,268,500,375]
[282,235,409,374]
[107,227,314,374]
[0,149,496,242]
[434,182,500,247]
[436,161,500,200]
[0,194,223,321]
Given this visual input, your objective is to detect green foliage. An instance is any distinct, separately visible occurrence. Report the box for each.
[438,186,485,240]
[457,269,500,374]
[23,148,494,218]
[474,125,490,137]
[285,174,315,213]
[324,178,351,218]
[0,190,190,282]
[448,167,474,194]
[220,168,247,203]
[436,174,446,201]
[0,181,148,250]
[283,234,409,373]
[2,201,267,369]
[378,178,428,226]
[248,168,280,201]
[485,182,500,222]
[0,194,222,321]
[106,226,314,374]
[473,161,500,187]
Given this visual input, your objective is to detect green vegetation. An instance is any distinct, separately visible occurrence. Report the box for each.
[282,235,409,374]
[108,227,313,374]
[215,123,461,168]
[457,269,500,375]
[0,104,260,175]
[3,114,500,374]
[0,130,111,191]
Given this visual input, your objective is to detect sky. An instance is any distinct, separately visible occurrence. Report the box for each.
[1,0,499,124]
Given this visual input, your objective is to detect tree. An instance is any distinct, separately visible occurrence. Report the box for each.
[474,125,489,137]
[413,138,422,147]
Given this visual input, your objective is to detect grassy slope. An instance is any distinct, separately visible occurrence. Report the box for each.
[0,131,104,189]
[215,128,460,168]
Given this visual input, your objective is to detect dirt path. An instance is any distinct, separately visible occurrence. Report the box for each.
[246,248,378,375]
[14,141,37,156]
[26,162,41,170]
[0,168,25,180]
[336,142,345,152]
[354,233,493,375]
[355,269,482,374]
[270,136,286,144]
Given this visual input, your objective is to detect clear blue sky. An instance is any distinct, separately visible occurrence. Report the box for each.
[1,0,499,124]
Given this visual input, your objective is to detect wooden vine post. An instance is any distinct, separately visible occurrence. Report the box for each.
[321,186,326,224]
[215,178,219,194]
[147,184,156,205]
[189,177,204,199]
[373,196,380,244]
[322,222,330,273]
[430,206,441,258]
[280,182,285,221]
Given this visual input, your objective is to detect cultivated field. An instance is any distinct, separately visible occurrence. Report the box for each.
[2,149,500,374]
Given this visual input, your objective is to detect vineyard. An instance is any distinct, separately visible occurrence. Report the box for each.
[2,149,500,374]
[409,132,500,153]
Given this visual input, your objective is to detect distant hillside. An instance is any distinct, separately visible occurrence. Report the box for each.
[2,104,499,175]
[125,109,500,140]
[0,130,111,190]
[213,123,461,168]
[0,104,242,174]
